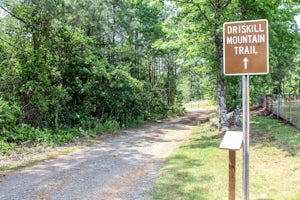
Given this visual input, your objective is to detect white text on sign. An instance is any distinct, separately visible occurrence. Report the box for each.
[226,24,266,55]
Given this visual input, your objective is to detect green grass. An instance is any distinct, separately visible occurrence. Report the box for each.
[151,116,300,200]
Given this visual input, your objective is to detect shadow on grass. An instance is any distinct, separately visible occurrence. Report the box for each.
[187,135,220,150]
[251,116,300,156]
[151,153,214,200]
[151,131,222,200]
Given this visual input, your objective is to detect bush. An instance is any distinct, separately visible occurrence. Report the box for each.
[0,99,20,132]
[167,106,185,117]
[103,119,120,132]
[0,140,14,155]
[127,117,145,128]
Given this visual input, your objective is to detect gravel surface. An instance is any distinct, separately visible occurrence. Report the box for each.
[0,109,213,200]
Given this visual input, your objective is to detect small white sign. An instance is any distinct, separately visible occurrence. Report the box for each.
[219,131,243,150]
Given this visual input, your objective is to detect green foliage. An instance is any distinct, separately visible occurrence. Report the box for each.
[0,0,185,153]
[0,99,20,130]
[0,140,16,155]
[1,0,298,153]
[161,0,300,116]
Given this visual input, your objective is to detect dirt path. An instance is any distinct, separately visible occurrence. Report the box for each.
[0,109,214,200]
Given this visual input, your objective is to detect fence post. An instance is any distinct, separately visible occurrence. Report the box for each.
[270,95,273,113]
[289,94,292,121]
[265,95,270,112]
[277,95,280,119]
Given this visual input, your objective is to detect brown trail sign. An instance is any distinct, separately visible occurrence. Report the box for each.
[223,19,269,75]
[222,19,269,200]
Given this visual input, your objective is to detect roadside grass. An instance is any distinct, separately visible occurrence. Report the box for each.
[151,116,300,200]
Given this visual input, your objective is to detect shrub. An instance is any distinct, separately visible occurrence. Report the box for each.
[0,140,13,155]
[0,99,20,133]
[103,119,120,132]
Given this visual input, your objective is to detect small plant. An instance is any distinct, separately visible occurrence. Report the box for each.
[102,119,120,132]
[0,140,16,155]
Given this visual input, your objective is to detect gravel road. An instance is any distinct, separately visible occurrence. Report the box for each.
[0,109,213,200]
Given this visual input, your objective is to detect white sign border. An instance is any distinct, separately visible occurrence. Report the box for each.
[223,19,269,76]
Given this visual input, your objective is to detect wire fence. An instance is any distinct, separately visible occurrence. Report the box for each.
[263,94,300,129]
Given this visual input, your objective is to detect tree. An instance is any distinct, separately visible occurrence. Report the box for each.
[164,0,233,129]
[0,0,184,134]
[161,0,300,129]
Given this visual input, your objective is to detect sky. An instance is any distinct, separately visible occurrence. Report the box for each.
[296,14,300,27]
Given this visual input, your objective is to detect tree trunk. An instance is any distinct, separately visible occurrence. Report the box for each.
[214,3,228,129]
[232,80,242,126]
[217,72,228,128]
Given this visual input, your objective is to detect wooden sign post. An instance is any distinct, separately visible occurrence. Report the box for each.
[229,150,236,200]
[220,131,243,200]
[223,19,269,200]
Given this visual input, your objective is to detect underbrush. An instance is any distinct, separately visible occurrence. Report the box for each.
[0,119,121,155]
[0,106,184,156]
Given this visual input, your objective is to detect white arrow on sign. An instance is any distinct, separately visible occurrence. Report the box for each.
[243,57,249,70]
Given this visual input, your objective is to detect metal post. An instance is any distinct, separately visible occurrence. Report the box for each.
[242,75,250,200]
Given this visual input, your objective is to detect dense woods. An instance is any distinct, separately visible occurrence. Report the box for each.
[0,0,299,153]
